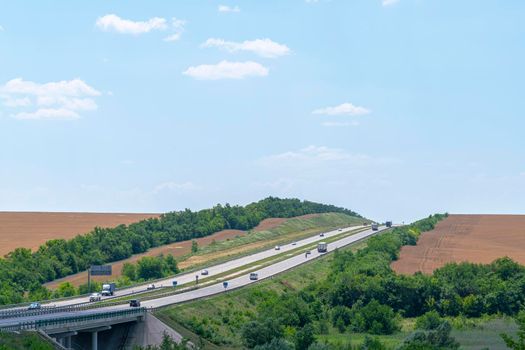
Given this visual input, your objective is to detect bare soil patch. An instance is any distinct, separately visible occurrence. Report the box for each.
[0,212,159,257]
[392,214,525,275]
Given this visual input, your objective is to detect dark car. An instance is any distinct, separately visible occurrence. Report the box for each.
[129,299,141,307]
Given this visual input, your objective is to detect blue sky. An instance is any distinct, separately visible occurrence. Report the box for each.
[0,0,524,222]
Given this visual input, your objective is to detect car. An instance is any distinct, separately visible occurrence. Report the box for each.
[147,284,155,290]
[319,233,325,237]
[28,302,41,310]
[275,245,280,250]
[201,269,209,275]
[292,241,297,245]
[129,299,141,307]
[338,228,343,232]
[249,272,259,280]
[89,293,101,302]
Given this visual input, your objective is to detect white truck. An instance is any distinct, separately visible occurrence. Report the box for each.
[101,283,116,296]
[317,242,328,253]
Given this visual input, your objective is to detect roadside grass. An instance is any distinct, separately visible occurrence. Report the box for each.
[101,225,370,305]
[155,240,370,349]
[0,331,54,350]
[175,213,368,271]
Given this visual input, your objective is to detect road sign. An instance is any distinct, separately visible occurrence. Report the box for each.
[90,265,112,276]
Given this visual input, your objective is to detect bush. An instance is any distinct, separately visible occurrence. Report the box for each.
[415,311,443,330]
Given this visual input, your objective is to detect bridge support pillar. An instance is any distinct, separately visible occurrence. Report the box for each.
[92,331,98,350]
[65,336,71,349]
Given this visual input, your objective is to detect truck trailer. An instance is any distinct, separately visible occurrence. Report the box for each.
[386,221,392,228]
[101,283,116,296]
[317,242,328,253]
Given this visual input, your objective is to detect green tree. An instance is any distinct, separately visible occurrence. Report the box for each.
[295,324,316,350]
[241,318,283,348]
[122,262,137,281]
[56,282,76,297]
[415,311,443,330]
[191,240,199,253]
[137,256,164,280]
[501,311,525,350]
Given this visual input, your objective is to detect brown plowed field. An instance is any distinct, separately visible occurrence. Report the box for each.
[0,212,159,257]
[392,214,525,275]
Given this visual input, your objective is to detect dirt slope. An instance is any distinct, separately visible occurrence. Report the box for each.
[392,214,525,275]
[0,212,159,257]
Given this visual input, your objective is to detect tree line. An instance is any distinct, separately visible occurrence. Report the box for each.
[198,213,525,349]
[0,197,360,305]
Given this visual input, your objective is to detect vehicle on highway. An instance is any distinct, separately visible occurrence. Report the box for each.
[338,228,343,232]
[129,299,141,307]
[249,272,259,280]
[386,221,393,228]
[371,224,379,231]
[147,284,155,290]
[27,302,41,310]
[101,282,116,296]
[201,269,209,275]
[292,241,297,245]
[89,293,101,302]
[275,245,280,250]
[317,242,328,253]
[319,232,325,237]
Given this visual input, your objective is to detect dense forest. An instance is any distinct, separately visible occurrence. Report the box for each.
[0,197,361,305]
[176,213,525,349]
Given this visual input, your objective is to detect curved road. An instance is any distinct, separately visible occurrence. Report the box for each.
[0,226,386,327]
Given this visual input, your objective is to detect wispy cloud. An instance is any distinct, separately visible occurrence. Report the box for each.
[1,78,101,120]
[218,5,240,13]
[202,38,291,58]
[96,14,186,41]
[183,61,269,80]
[382,0,400,6]
[312,102,370,116]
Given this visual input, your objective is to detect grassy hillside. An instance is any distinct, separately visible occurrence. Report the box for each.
[0,331,54,350]
[155,239,370,348]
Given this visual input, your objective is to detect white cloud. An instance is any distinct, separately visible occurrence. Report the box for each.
[0,78,101,121]
[1,96,31,107]
[382,0,399,6]
[183,61,269,80]
[312,102,370,116]
[96,14,167,34]
[218,5,240,13]
[163,18,186,42]
[322,121,360,127]
[259,145,398,170]
[202,38,290,58]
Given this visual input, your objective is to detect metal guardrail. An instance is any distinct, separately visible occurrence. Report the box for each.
[0,300,129,320]
[0,308,146,332]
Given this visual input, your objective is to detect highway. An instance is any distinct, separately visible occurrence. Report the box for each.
[0,226,387,327]
[4,224,367,312]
